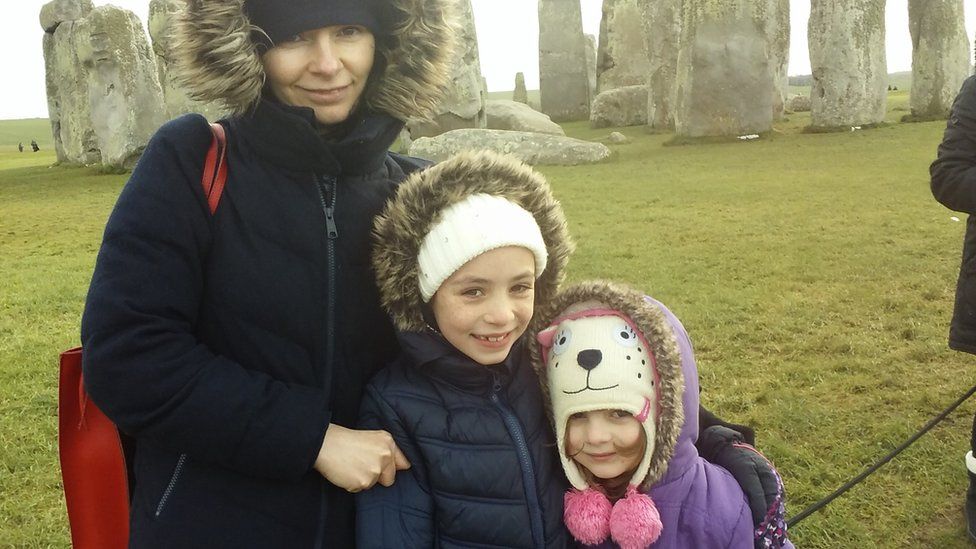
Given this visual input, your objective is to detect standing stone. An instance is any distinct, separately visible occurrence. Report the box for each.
[41,0,96,164]
[39,0,93,32]
[408,0,485,137]
[674,1,774,138]
[767,0,790,120]
[76,6,167,168]
[149,0,224,121]
[513,72,528,104]
[640,0,681,130]
[539,0,590,121]
[585,34,598,103]
[596,0,649,93]
[907,0,969,120]
[808,0,887,129]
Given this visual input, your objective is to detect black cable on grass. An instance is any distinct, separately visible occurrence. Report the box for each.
[787,381,976,527]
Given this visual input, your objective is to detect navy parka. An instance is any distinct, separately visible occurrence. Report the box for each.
[356,333,568,548]
[81,99,424,547]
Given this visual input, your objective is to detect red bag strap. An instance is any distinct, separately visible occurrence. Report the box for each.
[201,122,228,215]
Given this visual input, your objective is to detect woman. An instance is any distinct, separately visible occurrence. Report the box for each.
[80,0,456,546]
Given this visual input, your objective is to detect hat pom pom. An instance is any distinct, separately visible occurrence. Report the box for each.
[609,486,663,549]
[564,488,612,545]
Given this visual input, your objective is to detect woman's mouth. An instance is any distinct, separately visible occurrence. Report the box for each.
[302,85,349,103]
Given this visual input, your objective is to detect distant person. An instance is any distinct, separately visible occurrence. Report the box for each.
[30,139,38,152]
[931,74,976,542]
[18,142,23,153]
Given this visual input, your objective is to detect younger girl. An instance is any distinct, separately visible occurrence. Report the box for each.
[534,281,791,549]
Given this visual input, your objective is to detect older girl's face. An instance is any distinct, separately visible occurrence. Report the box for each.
[262,25,375,125]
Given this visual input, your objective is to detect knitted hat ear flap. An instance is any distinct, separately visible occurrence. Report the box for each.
[609,486,663,549]
[563,488,612,545]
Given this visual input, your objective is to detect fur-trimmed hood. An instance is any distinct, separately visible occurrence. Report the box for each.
[530,281,691,492]
[372,150,574,332]
[171,0,457,121]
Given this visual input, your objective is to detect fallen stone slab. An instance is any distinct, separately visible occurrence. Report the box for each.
[409,129,611,166]
[486,100,565,136]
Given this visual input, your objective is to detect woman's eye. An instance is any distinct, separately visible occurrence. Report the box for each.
[338,26,363,37]
[551,326,572,356]
[612,322,639,348]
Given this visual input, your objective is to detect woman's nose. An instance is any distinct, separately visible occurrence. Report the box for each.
[310,38,342,75]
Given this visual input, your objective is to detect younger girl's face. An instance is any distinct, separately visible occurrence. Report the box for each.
[566,409,644,480]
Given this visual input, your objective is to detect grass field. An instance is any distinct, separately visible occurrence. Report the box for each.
[3,89,975,547]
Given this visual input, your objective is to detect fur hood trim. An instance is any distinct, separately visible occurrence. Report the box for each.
[373,150,575,332]
[529,280,685,491]
[171,0,457,120]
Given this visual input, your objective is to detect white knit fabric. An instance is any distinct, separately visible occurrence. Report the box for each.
[417,194,548,301]
[542,313,658,490]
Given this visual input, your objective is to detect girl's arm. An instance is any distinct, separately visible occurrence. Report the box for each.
[356,384,435,548]
[931,76,976,214]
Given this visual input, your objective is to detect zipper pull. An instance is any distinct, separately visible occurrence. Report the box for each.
[491,372,502,394]
[324,205,338,240]
[318,175,339,240]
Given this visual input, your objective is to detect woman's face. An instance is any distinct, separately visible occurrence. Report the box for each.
[566,409,645,480]
[261,25,375,125]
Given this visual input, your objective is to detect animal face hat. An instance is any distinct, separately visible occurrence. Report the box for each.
[532,281,685,549]
[372,150,574,332]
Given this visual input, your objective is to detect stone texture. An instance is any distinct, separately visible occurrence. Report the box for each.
[808,0,887,129]
[907,0,970,119]
[149,0,224,121]
[539,0,590,121]
[607,131,629,143]
[585,34,598,101]
[596,0,648,93]
[767,0,790,119]
[76,6,166,168]
[409,129,611,166]
[674,1,774,137]
[408,0,485,138]
[39,0,92,32]
[590,85,648,128]
[43,24,99,164]
[486,100,565,135]
[513,72,528,104]
[640,0,681,130]
[786,94,811,112]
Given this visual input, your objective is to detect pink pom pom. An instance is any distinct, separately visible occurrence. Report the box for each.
[564,488,612,545]
[610,486,663,549]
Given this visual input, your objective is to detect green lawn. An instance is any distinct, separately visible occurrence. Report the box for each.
[2,94,973,547]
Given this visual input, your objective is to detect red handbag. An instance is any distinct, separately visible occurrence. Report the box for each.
[58,122,227,548]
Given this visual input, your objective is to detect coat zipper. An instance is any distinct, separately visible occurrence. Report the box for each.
[489,373,546,549]
[155,453,187,517]
[313,174,339,549]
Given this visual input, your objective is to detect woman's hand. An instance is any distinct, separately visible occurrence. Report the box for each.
[314,424,411,492]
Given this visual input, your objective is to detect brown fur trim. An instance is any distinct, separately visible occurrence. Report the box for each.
[372,150,575,332]
[170,0,457,120]
[529,280,685,490]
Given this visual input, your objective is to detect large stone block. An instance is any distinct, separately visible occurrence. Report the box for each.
[39,0,92,33]
[410,129,611,166]
[640,0,681,130]
[766,0,790,119]
[486,100,565,135]
[44,22,99,165]
[674,1,774,138]
[513,72,528,104]
[76,6,166,168]
[590,85,647,128]
[408,0,485,138]
[907,0,969,120]
[596,0,649,93]
[148,0,225,121]
[539,0,590,121]
[808,0,887,129]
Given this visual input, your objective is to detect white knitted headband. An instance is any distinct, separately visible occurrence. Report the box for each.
[417,193,549,302]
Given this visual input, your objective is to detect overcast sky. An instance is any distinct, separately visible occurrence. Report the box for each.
[2,0,975,120]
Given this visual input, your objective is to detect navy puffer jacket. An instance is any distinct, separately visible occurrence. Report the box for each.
[356,335,568,548]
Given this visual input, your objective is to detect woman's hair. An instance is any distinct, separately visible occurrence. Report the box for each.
[564,417,648,501]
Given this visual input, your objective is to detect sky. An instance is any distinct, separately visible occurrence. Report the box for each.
[3,0,975,120]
